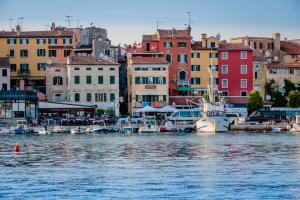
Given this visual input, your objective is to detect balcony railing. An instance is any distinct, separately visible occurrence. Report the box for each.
[177,80,189,86]
[17,69,30,76]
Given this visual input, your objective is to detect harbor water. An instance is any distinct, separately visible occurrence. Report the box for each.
[1,133,300,199]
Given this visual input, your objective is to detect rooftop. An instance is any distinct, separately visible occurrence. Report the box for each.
[280,41,300,55]
[267,60,300,69]
[191,41,218,50]
[0,30,73,38]
[219,43,252,51]
[0,57,10,68]
[68,56,119,65]
[129,57,168,64]
[142,34,158,42]
[157,29,191,38]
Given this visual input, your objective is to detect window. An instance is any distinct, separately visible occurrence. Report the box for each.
[146,43,150,51]
[177,54,187,63]
[164,42,172,48]
[86,93,92,102]
[240,65,247,74]
[74,93,80,102]
[254,42,257,49]
[191,52,200,58]
[254,71,259,80]
[74,76,80,84]
[191,65,200,71]
[75,67,80,71]
[10,64,16,72]
[259,42,263,49]
[37,49,46,57]
[20,39,29,44]
[191,77,200,84]
[222,91,228,96]
[64,50,71,57]
[98,68,103,71]
[110,76,115,84]
[48,38,57,44]
[7,38,17,44]
[179,71,187,80]
[241,91,247,96]
[63,38,72,45]
[209,52,218,58]
[166,54,172,63]
[2,83,7,91]
[2,69,7,77]
[20,64,29,74]
[240,51,247,59]
[178,42,186,47]
[98,76,103,84]
[54,94,62,102]
[53,76,63,85]
[86,68,91,71]
[110,93,115,102]
[221,65,228,74]
[95,93,107,102]
[9,49,15,57]
[86,76,92,84]
[221,52,228,60]
[37,63,46,71]
[269,69,277,74]
[48,50,56,57]
[209,65,218,71]
[110,68,115,71]
[222,79,228,88]
[20,50,28,57]
[105,49,111,57]
[241,79,247,88]
[210,42,216,48]
[37,38,46,44]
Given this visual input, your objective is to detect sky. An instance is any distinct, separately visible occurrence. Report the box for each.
[0,0,299,45]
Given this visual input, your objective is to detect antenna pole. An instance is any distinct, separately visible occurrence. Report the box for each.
[66,15,73,28]
[187,11,191,27]
[156,21,162,30]
[18,17,24,29]
[8,18,14,30]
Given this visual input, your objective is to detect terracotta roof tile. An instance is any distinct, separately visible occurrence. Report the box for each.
[157,29,191,38]
[219,43,252,51]
[280,41,300,55]
[130,57,168,64]
[69,56,119,65]
[142,34,158,41]
[0,57,10,68]
[0,30,73,38]
[267,60,300,68]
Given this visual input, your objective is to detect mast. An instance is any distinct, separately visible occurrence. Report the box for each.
[208,48,214,103]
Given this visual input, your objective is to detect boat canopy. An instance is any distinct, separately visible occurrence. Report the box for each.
[136,106,159,113]
[158,105,176,113]
[176,86,195,92]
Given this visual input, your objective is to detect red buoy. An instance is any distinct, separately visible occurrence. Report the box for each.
[13,143,20,152]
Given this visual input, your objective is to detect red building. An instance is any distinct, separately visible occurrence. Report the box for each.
[218,43,253,96]
[128,27,192,104]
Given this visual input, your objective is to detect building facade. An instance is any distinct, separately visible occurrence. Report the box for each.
[0,23,73,94]
[127,57,169,114]
[218,43,253,96]
[0,57,10,90]
[46,63,68,102]
[253,56,267,97]
[191,34,219,95]
[67,56,120,116]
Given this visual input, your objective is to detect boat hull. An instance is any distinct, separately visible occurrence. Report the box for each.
[195,116,229,134]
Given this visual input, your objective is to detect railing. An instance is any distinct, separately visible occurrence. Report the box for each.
[177,80,189,86]
[17,69,30,76]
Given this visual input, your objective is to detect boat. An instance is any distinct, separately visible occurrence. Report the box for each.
[138,117,160,134]
[195,55,229,134]
[290,115,300,132]
[86,120,108,134]
[13,119,30,134]
[70,126,86,134]
[0,126,14,134]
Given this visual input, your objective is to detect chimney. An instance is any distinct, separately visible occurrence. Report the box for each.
[172,28,176,37]
[272,32,280,58]
[16,25,21,36]
[284,37,287,41]
[201,33,207,48]
[51,22,56,31]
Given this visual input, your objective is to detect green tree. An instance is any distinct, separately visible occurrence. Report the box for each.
[265,79,288,107]
[248,90,263,114]
[284,79,296,95]
[287,90,300,108]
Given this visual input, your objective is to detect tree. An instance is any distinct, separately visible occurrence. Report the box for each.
[248,90,263,114]
[284,79,296,95]
[287,90,300,108]
[265,79,287,107]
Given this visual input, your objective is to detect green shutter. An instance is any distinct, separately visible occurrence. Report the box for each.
[75,76,80,84]
[86,76,92,84]
[98,76,103,84]
[110,76,115,84]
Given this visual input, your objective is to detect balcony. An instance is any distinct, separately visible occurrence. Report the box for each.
[177,80,189,86]
[18,69,30,76]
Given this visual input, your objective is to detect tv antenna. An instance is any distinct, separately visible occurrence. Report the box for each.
[156,20,162,30]
[8,18,14,30]
[186,11,192,28]
[66,15,73,28]
[43,24,50,30]
[18,17,24,29]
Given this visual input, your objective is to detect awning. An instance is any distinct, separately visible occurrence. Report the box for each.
[176,86,195,92]
[136,105,159,113]
[158,105,176,113]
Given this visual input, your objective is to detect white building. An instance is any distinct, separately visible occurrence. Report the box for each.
[67,56,120,116]
[0,57,10,91]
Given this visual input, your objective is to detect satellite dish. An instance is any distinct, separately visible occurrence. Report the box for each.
[265,50,271,57]
[47,59,52,65]
[126,52,132,59]
[274,56,279,61]
[266,95,271,101]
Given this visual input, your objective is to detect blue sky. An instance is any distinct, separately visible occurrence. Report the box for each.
[0,0,299,45]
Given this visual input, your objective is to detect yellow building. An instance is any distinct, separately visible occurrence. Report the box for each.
[127,57,169,114]
[191,34,219,95]
[253,56,268,97]
[0,23,73,93]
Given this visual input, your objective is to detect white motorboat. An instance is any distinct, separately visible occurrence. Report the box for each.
[290,115,300,132]
[85,120,108,134]
[70,126,86,134]
[138,117,159,134]
[0,126,14,134]
[195,55,229,134]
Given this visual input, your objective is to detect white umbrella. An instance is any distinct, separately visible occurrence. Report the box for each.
[136,105,159,113]
[159,105,176,113]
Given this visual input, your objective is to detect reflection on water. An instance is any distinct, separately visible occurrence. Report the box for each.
[1,133,300,199]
